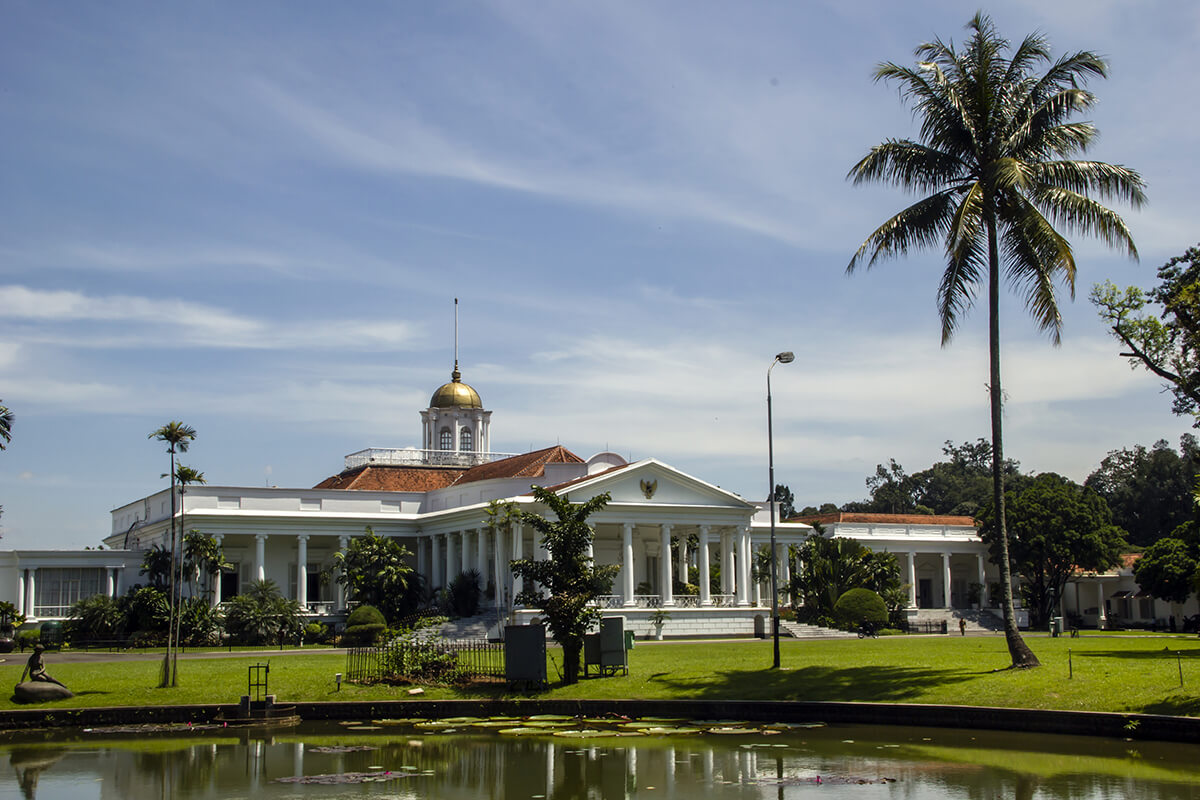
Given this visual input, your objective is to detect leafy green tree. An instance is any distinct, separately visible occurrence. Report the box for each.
[330,527,422,622]
[980,473,1126,628]
[847,14,1144,668]
[1092,245,1200,422]
[510,486,619,685]
[139,544,174,591]
[792,535,900,626]
[1085,436,1200,547]
[772,485,796,520]
[1134,527,1199,606]
[223,579,303,645]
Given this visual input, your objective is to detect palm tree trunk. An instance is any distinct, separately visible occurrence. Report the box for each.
[161,448,176,688]
[987,211,1040,669]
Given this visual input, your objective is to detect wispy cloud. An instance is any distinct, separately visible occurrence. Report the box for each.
[0,286,417,351]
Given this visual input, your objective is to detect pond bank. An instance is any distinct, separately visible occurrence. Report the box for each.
[2,698,1198,744]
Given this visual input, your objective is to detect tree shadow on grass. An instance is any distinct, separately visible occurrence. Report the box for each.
[1137,694,1200,716]
[1074,648,1200,660]
[651,663,979,703]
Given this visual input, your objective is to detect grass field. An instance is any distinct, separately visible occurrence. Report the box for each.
[3,632,1200,716]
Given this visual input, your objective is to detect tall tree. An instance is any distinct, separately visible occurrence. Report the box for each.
[847,13,1145,668]
[980,473,1126,628]
[1092,245,1200,423]
[1085,436,1200,546]
[168,464,205,685]
[148,421,196,687]
[510,487,619,685]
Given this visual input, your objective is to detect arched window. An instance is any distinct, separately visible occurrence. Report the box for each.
[460,428,473,452]
[439,427,452,451]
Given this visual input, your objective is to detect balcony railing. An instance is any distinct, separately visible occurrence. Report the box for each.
[590,594,739,609]
[343,448,518,471]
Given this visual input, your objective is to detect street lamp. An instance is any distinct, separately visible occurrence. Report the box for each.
[767,350,794,670]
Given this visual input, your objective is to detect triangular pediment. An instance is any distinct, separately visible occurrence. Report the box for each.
[553,459,753,510]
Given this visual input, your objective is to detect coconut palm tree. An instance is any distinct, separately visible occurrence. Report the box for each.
[847,13,1145,668]
[148,421,196,686]
[0,400,12,450]
[169,463,205,685]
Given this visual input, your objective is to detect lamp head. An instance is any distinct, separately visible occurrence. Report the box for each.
[776,351,795,364]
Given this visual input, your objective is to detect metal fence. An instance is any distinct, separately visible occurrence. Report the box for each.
[346,637,506,684]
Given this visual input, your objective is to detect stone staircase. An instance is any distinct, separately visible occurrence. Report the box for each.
[778,620,858,640]
[908,608,1004,633]
[429,611,503,642]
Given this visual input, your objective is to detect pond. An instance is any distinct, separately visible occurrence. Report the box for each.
[2,717,1199,799]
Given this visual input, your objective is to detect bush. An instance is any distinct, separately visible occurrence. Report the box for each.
[342,622,387,646]
[446,570,482,618]
[66,594,124,645]
[347,605,386,627]
[834,588,888,629]
[16,629,41,651]
[303,622,327,643]
[223,579,303,645]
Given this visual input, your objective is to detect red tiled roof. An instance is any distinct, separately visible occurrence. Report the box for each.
[454,445,584,486]
[787,512,979,527]
[313,465,465,492]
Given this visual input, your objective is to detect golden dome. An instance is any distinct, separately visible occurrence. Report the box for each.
[430,367,482,409]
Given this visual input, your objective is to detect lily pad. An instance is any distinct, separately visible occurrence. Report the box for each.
[498,727,545,736]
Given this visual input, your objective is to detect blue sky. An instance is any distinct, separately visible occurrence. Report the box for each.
[2,1,1198,549]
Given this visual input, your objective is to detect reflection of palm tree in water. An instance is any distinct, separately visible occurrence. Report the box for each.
[9,749,65,800]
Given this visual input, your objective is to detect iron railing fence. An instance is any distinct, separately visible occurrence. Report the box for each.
[347,637,506,684]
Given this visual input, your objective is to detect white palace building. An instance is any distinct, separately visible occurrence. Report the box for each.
[5,362,1164,637]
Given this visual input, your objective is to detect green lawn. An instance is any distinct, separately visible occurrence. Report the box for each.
[4,633,1200,716]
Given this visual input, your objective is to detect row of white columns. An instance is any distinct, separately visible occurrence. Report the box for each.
[902,550,990,609]
[414,522,756,608]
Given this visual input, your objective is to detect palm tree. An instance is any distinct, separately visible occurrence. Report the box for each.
[148,421,196,687]
[0,400,12,450]
[847,14,1145,668]
[169,464,205,685]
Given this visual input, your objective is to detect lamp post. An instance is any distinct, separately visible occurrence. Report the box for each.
[767,350,794,670]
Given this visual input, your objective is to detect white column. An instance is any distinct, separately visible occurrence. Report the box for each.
[698,525,711,606]
[337,535,349,610]
[106,567,115,599]
[417,537,428,585]
[255,534,267,582]
[491,527,504,610]
[512,523,525,599]
[721,531,733,598]
[210,535,224,606]
[18,570,27,616]
[296,535,309,606]
[622,522,635,606]
[779,544,791,606]
[941,552,952,608]
[736,527,751,606]
[677,534,688,586]
[445,533,458,588]
[753,549,762,607]
[460,531,470,576]
[1096,581,1107,628]
[977,553,988,606]
[907,552,917,608]
[660,524,675,606]
[436,534,446,592]
[476,527,488,582]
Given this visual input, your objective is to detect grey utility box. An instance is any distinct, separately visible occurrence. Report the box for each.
[584,616,628,677]
[505,623,547,688]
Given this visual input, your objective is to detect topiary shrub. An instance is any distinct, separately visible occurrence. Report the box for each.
[834,588,888,630]
[347,604,386,627]
[344,604,387,646]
